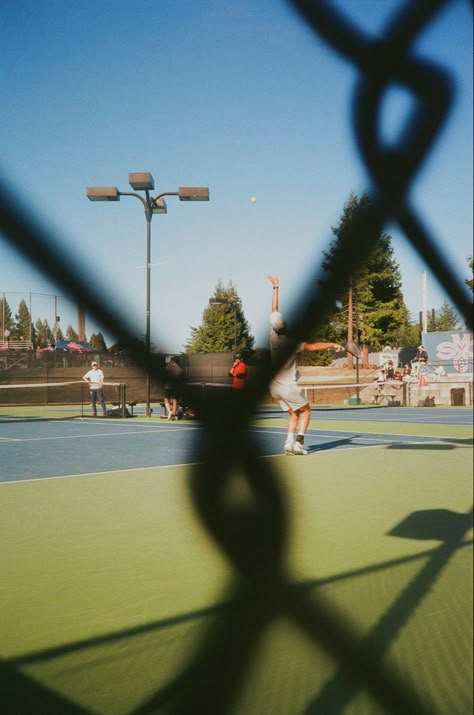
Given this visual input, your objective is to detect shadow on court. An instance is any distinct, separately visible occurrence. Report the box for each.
[388,437,473,451]
[306,436,356,453]
[304,508,473,714]
[4,508,472,715]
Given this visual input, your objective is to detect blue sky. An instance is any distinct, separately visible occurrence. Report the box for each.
[0,0,472,351]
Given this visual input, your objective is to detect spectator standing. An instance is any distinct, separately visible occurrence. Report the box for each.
[229,353,247,390]
[83,361,107,417]
[386,360,395,380]
[164,356,184,420]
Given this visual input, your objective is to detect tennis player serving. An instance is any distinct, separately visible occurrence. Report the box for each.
[266,274,344,454]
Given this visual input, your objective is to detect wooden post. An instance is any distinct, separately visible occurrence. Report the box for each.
[78,304,86,341]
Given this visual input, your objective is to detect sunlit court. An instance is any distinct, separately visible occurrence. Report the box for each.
[1,404,472,714]
[1,0,473,712]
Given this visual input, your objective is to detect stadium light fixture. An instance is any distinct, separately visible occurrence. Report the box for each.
[87,172,209,417]
[152,197,167,215]
[128,172,155,191]
[86,187,120,202]
[178,187,209,201]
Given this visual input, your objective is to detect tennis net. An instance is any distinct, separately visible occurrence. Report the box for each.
[0,381,124,421]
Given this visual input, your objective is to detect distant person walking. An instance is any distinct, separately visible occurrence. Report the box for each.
[229,353,247,390]
[83,361,107,417]
[266,274,344,455]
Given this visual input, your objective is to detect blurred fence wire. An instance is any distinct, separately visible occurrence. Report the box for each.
[0,0,472,713]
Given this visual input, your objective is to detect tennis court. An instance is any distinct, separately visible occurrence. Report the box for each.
[1,405,472,714]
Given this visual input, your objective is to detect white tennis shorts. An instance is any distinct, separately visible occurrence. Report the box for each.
[270,380,308,412]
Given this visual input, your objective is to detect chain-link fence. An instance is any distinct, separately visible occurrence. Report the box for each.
[1,1,472,713]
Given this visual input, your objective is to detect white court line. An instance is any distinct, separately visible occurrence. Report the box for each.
[0,460,203,486]
[1,442,393,486]
[0,426,199,443]
[312,427,469,440]
[250,426,454,441]
[1,435,453,486]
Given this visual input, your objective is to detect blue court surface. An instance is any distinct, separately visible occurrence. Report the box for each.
[260,405,473,426]
[0,407,471,483]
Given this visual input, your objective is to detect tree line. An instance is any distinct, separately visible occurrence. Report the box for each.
[2,192,470,359]
[0,297,107,350]
[186,192,470,365]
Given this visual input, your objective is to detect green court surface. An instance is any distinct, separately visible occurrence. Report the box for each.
[1,418,472,714]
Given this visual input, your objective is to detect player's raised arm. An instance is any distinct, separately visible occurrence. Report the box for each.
[265,274,280,312]
[303,341,344,353]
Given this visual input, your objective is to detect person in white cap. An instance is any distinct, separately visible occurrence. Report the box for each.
[411,344,428,376]
[266,274,344,455]
[83,361,107,417]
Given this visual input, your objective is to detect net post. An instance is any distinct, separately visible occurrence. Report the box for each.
[122,383,127,418]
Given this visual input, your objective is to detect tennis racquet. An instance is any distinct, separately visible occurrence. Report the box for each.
[345,340,362,359]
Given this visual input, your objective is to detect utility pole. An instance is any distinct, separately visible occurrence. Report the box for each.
[347,281,354,369]
[78,304,86,341]
[422,270,428,334]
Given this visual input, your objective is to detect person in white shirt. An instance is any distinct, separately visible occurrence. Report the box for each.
[266,275,344,455]
[83,361,107,417]
[434,363,447,381]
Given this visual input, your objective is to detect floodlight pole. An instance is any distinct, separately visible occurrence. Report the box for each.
[112,188,171,418]
[87,176,209,417]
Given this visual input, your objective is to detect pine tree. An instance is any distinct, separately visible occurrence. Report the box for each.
[185,281,254,354]
[320,192,409,365]
[65,324,79,340]
[35,318,53,348]
[89,332,107,350]
[0,296,14,340]
[432,301,461,331]
[398,311,421,346]
[13,298,35,344]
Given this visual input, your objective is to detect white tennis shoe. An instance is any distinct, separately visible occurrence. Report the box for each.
[284,439,295,455]
[293,441,308,455]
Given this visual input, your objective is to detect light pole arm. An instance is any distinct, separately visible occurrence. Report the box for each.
[117,190,153,218]
[117,190,148,205]
[151,191,178,209]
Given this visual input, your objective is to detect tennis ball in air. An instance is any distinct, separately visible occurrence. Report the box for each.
[250,196,257,203]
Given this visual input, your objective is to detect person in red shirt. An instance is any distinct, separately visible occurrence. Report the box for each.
[229,353,247,390]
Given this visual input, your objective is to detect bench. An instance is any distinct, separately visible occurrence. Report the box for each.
[372,391,398,406]
[0,340,33,350]
[111,400,137,416]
